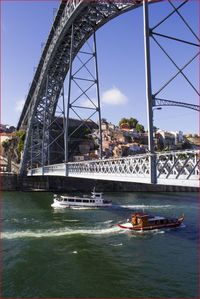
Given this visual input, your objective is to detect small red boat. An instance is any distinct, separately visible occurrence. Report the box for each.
[118,212,184,231]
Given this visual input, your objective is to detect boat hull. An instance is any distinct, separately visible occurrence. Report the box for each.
[51,200,112,209]
[118,217,184,231]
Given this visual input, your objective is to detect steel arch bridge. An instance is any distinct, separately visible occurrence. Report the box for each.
[17,0,199,187]
[18,0,147,173]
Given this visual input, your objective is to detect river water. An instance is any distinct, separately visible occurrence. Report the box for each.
[2,191,199,298]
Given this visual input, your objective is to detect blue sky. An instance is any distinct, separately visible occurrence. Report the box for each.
[1,0,199,134]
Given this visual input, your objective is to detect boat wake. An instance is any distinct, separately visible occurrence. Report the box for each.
[135,229,165,235]
[2,225,122,240]
[120,204,172,210]
[110,242,123,247]
[4,218,41,224]
[102,220,113,224]
[62,219,79,222]
[69,206,97,210]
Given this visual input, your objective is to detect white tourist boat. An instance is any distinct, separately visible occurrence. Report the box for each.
[51,189,112,209]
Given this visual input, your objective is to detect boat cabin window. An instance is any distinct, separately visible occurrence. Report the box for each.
[68,199,74,202]
[103,200,109,204]
[83,199,89,203]
[148,219,156,225]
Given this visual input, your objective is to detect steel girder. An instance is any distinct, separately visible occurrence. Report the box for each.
[18,0,148,174]
[65,28,103,163]
[153,98,200,112]
[149,0,200,114]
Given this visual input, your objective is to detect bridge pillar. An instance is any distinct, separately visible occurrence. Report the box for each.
[65,24,103,163]
[143,0,157,184]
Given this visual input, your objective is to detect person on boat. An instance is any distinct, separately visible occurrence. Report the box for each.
[132,214,138,225]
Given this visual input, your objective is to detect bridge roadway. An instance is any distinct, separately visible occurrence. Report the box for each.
[28,150,199,188]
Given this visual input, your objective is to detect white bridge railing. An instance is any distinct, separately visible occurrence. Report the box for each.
[28,150,199,187]
[156,150,199,187]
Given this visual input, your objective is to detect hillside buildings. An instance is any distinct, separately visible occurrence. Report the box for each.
[0,120,199,165]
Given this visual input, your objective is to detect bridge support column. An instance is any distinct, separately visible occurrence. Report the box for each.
[61,85,68,177]
[93,30,103,159]
[41,75,50,175]
[65,24,103,163]
[143,0,157,184]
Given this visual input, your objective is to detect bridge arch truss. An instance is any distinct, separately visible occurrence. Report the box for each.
[17,0,199,186]
[18,0,146,174]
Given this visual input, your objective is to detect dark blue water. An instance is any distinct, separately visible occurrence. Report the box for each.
[2,191,199,298]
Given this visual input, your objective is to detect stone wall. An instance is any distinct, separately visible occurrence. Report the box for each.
[0,174,198,192]
[1,174,18,191]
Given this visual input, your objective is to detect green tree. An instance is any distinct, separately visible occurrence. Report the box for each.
[136,123,145,133]
[1,130,26,163]
[119,117,139,128]
[129,117,138,128]
[119,118,129,127]
[119,117,145,131]
[15,130,26,153]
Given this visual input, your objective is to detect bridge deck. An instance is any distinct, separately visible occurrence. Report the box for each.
[28,151,199,188]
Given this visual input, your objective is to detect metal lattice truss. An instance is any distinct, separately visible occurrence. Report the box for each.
[68,154,150,178]
[28,150,199,187]
[18,0,199,184]
[66,29,102,161]
[150,0,200,109]
[18,0,145,174]
[153,98,200,112]
[156,150,200,186]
